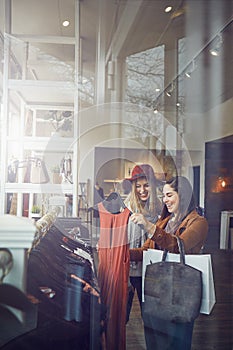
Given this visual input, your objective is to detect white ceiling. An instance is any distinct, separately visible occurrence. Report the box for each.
[9,0,186,72]
[11,0,186,60]
[1,0,232,111]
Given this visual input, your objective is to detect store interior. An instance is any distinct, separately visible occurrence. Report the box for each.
[0,0,233,349]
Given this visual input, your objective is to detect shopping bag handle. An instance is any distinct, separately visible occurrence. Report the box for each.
[162,236,185,265]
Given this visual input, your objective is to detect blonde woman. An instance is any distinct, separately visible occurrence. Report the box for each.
[124,164,162,323]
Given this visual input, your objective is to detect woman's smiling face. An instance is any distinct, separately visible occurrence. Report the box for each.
[163,184,179,216]
[135,177,151,202]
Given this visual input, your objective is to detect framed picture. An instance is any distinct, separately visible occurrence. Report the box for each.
[124,161,141,178]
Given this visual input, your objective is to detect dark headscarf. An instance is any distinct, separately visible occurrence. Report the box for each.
[160,176,196,223]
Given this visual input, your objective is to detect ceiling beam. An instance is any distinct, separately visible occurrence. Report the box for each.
[8,34,75,45]
[8,79,75,89]
[105,0,143,63]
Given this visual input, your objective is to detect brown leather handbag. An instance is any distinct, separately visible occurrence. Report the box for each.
[143,236,202,323]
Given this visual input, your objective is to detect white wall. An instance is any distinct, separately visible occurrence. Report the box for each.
[77,96,232,207]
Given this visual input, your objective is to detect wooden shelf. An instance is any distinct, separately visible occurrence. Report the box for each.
[4,183,73,194]
[104,179,122,183]
[22,136,74,152]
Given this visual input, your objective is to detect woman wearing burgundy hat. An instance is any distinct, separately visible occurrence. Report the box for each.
[124,164,162,323]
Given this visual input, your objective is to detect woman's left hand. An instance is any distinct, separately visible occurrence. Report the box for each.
[131,213,148,227]
[131,213,156,235]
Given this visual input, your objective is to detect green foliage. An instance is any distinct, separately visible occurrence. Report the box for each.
[31,205,41,214]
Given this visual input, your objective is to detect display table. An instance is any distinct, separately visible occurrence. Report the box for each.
[220,211,233,249]
[0,215,36,291]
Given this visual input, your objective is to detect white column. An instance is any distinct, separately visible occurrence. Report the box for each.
[73,0,80,216]
[220,211,233,249]
[0,214,36,291]
[95,0,106,105]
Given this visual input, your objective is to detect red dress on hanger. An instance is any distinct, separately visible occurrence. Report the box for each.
[97,201,131,350]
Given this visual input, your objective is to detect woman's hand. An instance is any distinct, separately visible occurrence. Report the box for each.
[130,213,156,236]
[130,213,147,226]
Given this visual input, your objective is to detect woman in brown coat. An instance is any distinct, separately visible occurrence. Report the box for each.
[129,176,208,350]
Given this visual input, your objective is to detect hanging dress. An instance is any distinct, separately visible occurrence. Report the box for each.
[97,201,131,350]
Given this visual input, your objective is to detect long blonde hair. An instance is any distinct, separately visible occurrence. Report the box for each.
[125,177,161,217]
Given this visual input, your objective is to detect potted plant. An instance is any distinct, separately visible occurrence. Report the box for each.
[31,205,41,219]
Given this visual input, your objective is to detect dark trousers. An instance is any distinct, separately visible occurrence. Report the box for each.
[126,276,142,323]
[142,307,194,350]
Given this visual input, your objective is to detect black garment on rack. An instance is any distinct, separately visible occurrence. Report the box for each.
[0,284,37,348]
[53,217,90,239]
[25,218,105,350]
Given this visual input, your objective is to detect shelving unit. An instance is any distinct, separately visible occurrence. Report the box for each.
[1,89,77,216]
[0,9,79,217]
[3,120,76,217]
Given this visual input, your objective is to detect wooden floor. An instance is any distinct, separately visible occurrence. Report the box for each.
[126,249,233,350]
[126,296,146,350]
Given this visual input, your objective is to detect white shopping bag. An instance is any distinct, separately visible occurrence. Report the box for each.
[142,249,216,315]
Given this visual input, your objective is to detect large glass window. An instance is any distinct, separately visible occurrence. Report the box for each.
[125,45,164,109]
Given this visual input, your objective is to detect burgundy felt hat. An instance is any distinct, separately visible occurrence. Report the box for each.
[126,164,156,182]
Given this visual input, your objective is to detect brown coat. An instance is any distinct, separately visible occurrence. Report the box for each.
[130,210,208,262]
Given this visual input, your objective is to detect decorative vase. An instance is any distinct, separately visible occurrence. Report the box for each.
[53,173,62,184]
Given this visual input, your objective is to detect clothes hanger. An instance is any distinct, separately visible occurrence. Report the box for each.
[89,191,132,215]
[102,191,128,214]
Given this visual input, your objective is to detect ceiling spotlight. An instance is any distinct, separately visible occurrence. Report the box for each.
[184,60,196,78]
[155,88,160,92]
[62,20,70,27]
[165,82,174,97]
[210,46,221,56]
[209,34,223,57]
[165,6,172,13]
